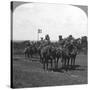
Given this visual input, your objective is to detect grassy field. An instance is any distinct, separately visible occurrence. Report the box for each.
[12,43,88,88]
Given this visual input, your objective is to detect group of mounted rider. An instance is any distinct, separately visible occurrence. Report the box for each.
[24,34,82,71]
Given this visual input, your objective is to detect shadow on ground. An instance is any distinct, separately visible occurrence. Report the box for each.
[48,65,86,73]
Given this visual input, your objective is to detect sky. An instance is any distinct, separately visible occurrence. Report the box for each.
[13,3,88,41]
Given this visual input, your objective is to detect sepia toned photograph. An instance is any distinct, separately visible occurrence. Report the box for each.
[11,1,88,88]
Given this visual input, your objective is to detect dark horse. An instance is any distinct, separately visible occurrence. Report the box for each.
[68,44,77,66]
[40,45,56,70]
[24,45,37,58]
[62,43,77,69]
[24,46,30,58]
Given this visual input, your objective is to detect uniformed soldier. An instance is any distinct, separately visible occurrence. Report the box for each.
[45,34,50,42]
[58,35,64,48]
[67,35,74,41]
[59,35,62,41]
[40,37,44,45]
[44,34,51,46]
[63,35,74,48]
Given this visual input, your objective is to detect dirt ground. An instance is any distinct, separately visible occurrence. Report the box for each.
[12,53,88,88]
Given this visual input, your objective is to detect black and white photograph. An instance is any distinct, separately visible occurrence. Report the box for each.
[11,1,88,88]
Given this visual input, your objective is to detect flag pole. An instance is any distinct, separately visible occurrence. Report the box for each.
[37,29,40,41]
[37,31,39,41]
[37,29,42,41]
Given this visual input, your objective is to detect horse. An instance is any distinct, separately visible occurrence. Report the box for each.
[54,46,63,69]
[24,46,31,58]
[64,43,78,68]
[40,45,56,70]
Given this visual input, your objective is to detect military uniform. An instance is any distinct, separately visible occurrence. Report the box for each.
[58,35,64,48]
[44,34,51,46]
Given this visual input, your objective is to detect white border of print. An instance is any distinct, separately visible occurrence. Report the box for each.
[0,0,89,90]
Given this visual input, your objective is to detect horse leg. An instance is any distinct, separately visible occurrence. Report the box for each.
[43,63,45,70]
[56,58,59,69]
[65,58,68,71]
[73,58,75,66]
[26,53,27,58]
[61,58,64,68]
[50,59,53,70]
[66,58,70,70]
[71,57,74,69]
[27,53,29,58]
[73,57,76,66]
[46,60,48,70]
[64,58,66,67]
[40,55,42,63]
[67,58,69,66]
[43,59,45,70]
[65,58,69,71]
[54,59,57,69]
[40,57,43,63]
[25,52,26,58]
[71,57,73,66]
[31,54,32,58]
[55,58,57,69]
[25,52,28,58]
